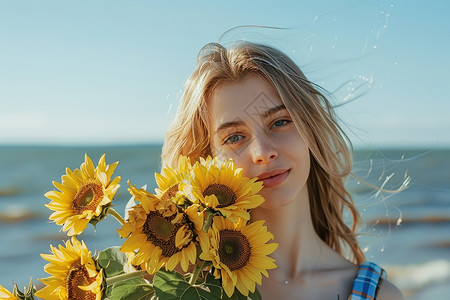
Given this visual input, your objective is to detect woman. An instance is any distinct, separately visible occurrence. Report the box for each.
[161,41,403,299]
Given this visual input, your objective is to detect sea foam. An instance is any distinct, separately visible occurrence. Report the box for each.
[386,260,450,295]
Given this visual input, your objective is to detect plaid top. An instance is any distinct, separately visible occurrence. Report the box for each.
[349,261,385,300]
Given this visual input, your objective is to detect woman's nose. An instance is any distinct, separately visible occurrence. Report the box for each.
[250,134,278,164]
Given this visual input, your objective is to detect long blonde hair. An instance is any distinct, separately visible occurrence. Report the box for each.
[162,41,365,264]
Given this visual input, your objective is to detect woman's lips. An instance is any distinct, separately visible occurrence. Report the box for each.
[257,169,290,188]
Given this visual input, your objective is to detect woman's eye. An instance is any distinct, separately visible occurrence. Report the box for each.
[271,119,291,128]
[224,134,243,145]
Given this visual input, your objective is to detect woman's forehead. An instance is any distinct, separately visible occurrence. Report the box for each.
[209,75,284,127]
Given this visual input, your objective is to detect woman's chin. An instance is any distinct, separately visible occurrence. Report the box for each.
[257,196,295,210]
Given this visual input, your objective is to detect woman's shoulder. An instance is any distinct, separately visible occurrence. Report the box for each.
[376,278,404,300]
[349,261,404,300]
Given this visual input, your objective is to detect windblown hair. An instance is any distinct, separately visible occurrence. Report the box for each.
[161,41,365,264]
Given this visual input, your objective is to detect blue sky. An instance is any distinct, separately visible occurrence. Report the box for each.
[1,0,449,148]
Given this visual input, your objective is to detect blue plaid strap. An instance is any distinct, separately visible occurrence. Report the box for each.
[349,261,384,300]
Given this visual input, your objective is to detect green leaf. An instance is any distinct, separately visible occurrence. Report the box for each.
[248,288,261,300]
[97,246,128,277]
[202,273,261,300]
[13,278,37,300]
[203,273,223,297]
[221,286,261,300]
[108,277,155,300]
[154,270,222,300]
[118,284,155,299]
[89,203,112,227]
[153,270,187,299]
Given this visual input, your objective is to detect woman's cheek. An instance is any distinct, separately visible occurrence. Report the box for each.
[212,145,231,163]
[212,143,252,177]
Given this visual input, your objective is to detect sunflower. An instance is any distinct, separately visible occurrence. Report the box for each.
[118,183,203,275]
[35,237,104,300]
[184,156,264,222]
[155,155,192,204]
[45,154,121,236]
[0,284,18,300]
[199,216,278,297]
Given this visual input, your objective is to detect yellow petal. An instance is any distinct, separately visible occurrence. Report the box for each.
[121,234,147,252]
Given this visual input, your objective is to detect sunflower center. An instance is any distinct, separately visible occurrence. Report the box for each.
[147,213,174,240]
[218,229,251,271]
[203,184,237,208]
[143,211,189,257]
[66,260,96,300]
[73,181,104,214]
[161,184,179,201]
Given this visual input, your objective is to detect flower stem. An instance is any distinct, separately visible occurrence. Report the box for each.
[106,270,149,286]
[202,209,215,232]
[107,208,125,225]
[189,261,210,285]
[189,264,202,285]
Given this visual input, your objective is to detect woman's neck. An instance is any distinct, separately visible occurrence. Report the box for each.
[250,186,328,282]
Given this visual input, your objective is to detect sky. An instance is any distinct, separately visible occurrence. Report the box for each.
[1,0,449,148]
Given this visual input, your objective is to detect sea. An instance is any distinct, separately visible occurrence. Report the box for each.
[0,145,449,299]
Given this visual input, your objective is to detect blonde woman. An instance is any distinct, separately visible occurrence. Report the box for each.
[162,42,403,299]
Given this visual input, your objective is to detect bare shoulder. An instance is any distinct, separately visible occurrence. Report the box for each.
[376,278,404,300]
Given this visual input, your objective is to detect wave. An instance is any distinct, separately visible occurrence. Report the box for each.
[0,187,17,197]
[385,260,450,298]
[0,205,42,223]
[368,215,450,226]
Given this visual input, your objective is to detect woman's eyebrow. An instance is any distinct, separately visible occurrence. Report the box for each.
[258,104,287,118]
[215,120,245,134]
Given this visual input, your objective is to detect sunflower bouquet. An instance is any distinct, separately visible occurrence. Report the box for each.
[1,154,277,300]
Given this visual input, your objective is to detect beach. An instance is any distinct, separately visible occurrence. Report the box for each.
[0,145,449,299]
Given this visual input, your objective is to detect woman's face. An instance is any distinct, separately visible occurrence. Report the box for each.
[208,74,310,209]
